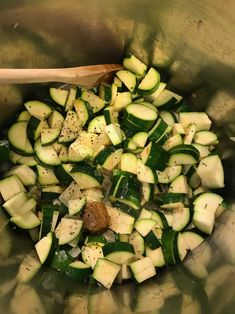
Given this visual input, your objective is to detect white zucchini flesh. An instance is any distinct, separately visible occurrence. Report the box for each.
[137,159,157,184]
[81,245,104,269]
[192,192,223,234]
[192,143,210,159]
[0,175,26,202]
[24,100,52,120]
[134,218,157,237]
[194,131,218,145]
[181,231,204,251]
[113,92,132,111]
[65,87,77,111]
[107,206,135,235]
[145,246,165,267]
[102,148,123,171]
[58,110,81,143]
[68,140,94,162]
[172,207,191,232]
[58,181,83,207]
[162,134,183,151]
[123,54,147,76]
[82,187,104,203]
[59,218,83,245]
[197,155,224,188]
[137,208,152,221]
[184,123,196,144]
[120,153,138,174]
[169,175,188,194]
[48,110,64,129]
[132,132,149,147]
[92,258,121,289]
[129,231,145,257]
[193,210,215,235]
[10,211,40,229]
[138,68,160,92]
[5,164,36,186]
[145,82,166,102]
[177,232,188,261]
[34,139,61,166]
[35,232,54,264]
[41,128,60,146]
[157,166,182,184]
[179,112,212,131]
[193,192,223,214]
[3,192,28,217]
[68,197,86,216]
[50,87,69,107]
[173,123,185,135]
[129,257,156,283]
[116,70,136,92]
[105,124,123,146]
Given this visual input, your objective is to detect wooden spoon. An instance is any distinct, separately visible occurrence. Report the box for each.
[0,64,122,87]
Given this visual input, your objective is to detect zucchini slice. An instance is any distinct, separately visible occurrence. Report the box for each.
[41,128,60,146]
[81,90,105,113]
[124,103,158,131]
[107,206,135,234]
[105,123,124,146]
[88,115,106,134]
[95,146,123,171]
[137,67,160,95]
[48,110,64,129]
[17,110,31,122]
[74,99,93,127]
[0,175,26,201]
[179,112,212,131]
[113,91,132,111]
[145,246,165,267]
[24,100,52,120]
[71,162,103,189]
[123,54,147,76]
[8,122,34,156]
[197,155,224,188]
[34,139,61,167]
[59,110,81,143]
[5,164,36,186]
[59,218,83,245]
[129,257,156,283]
[11,211,40,229]
[116,70,137,92]
[102,242,135,265]
[168,144,200,166]
[92,258,121,289]
[49,87,69,107]
[65,87,77,111]
[35,231,56,264]
[81,244,104,269]
[140,142,169,171]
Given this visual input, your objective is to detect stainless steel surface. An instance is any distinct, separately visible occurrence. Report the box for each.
[0,0,235,313]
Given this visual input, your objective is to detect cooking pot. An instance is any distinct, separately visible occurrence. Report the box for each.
[0,0,235,313]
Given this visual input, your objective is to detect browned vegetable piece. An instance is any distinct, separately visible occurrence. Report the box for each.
[82,201,110,233]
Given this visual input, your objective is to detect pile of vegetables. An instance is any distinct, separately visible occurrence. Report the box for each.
[0,54,225,289]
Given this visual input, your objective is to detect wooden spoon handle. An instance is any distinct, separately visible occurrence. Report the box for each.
[0,64,122,85]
